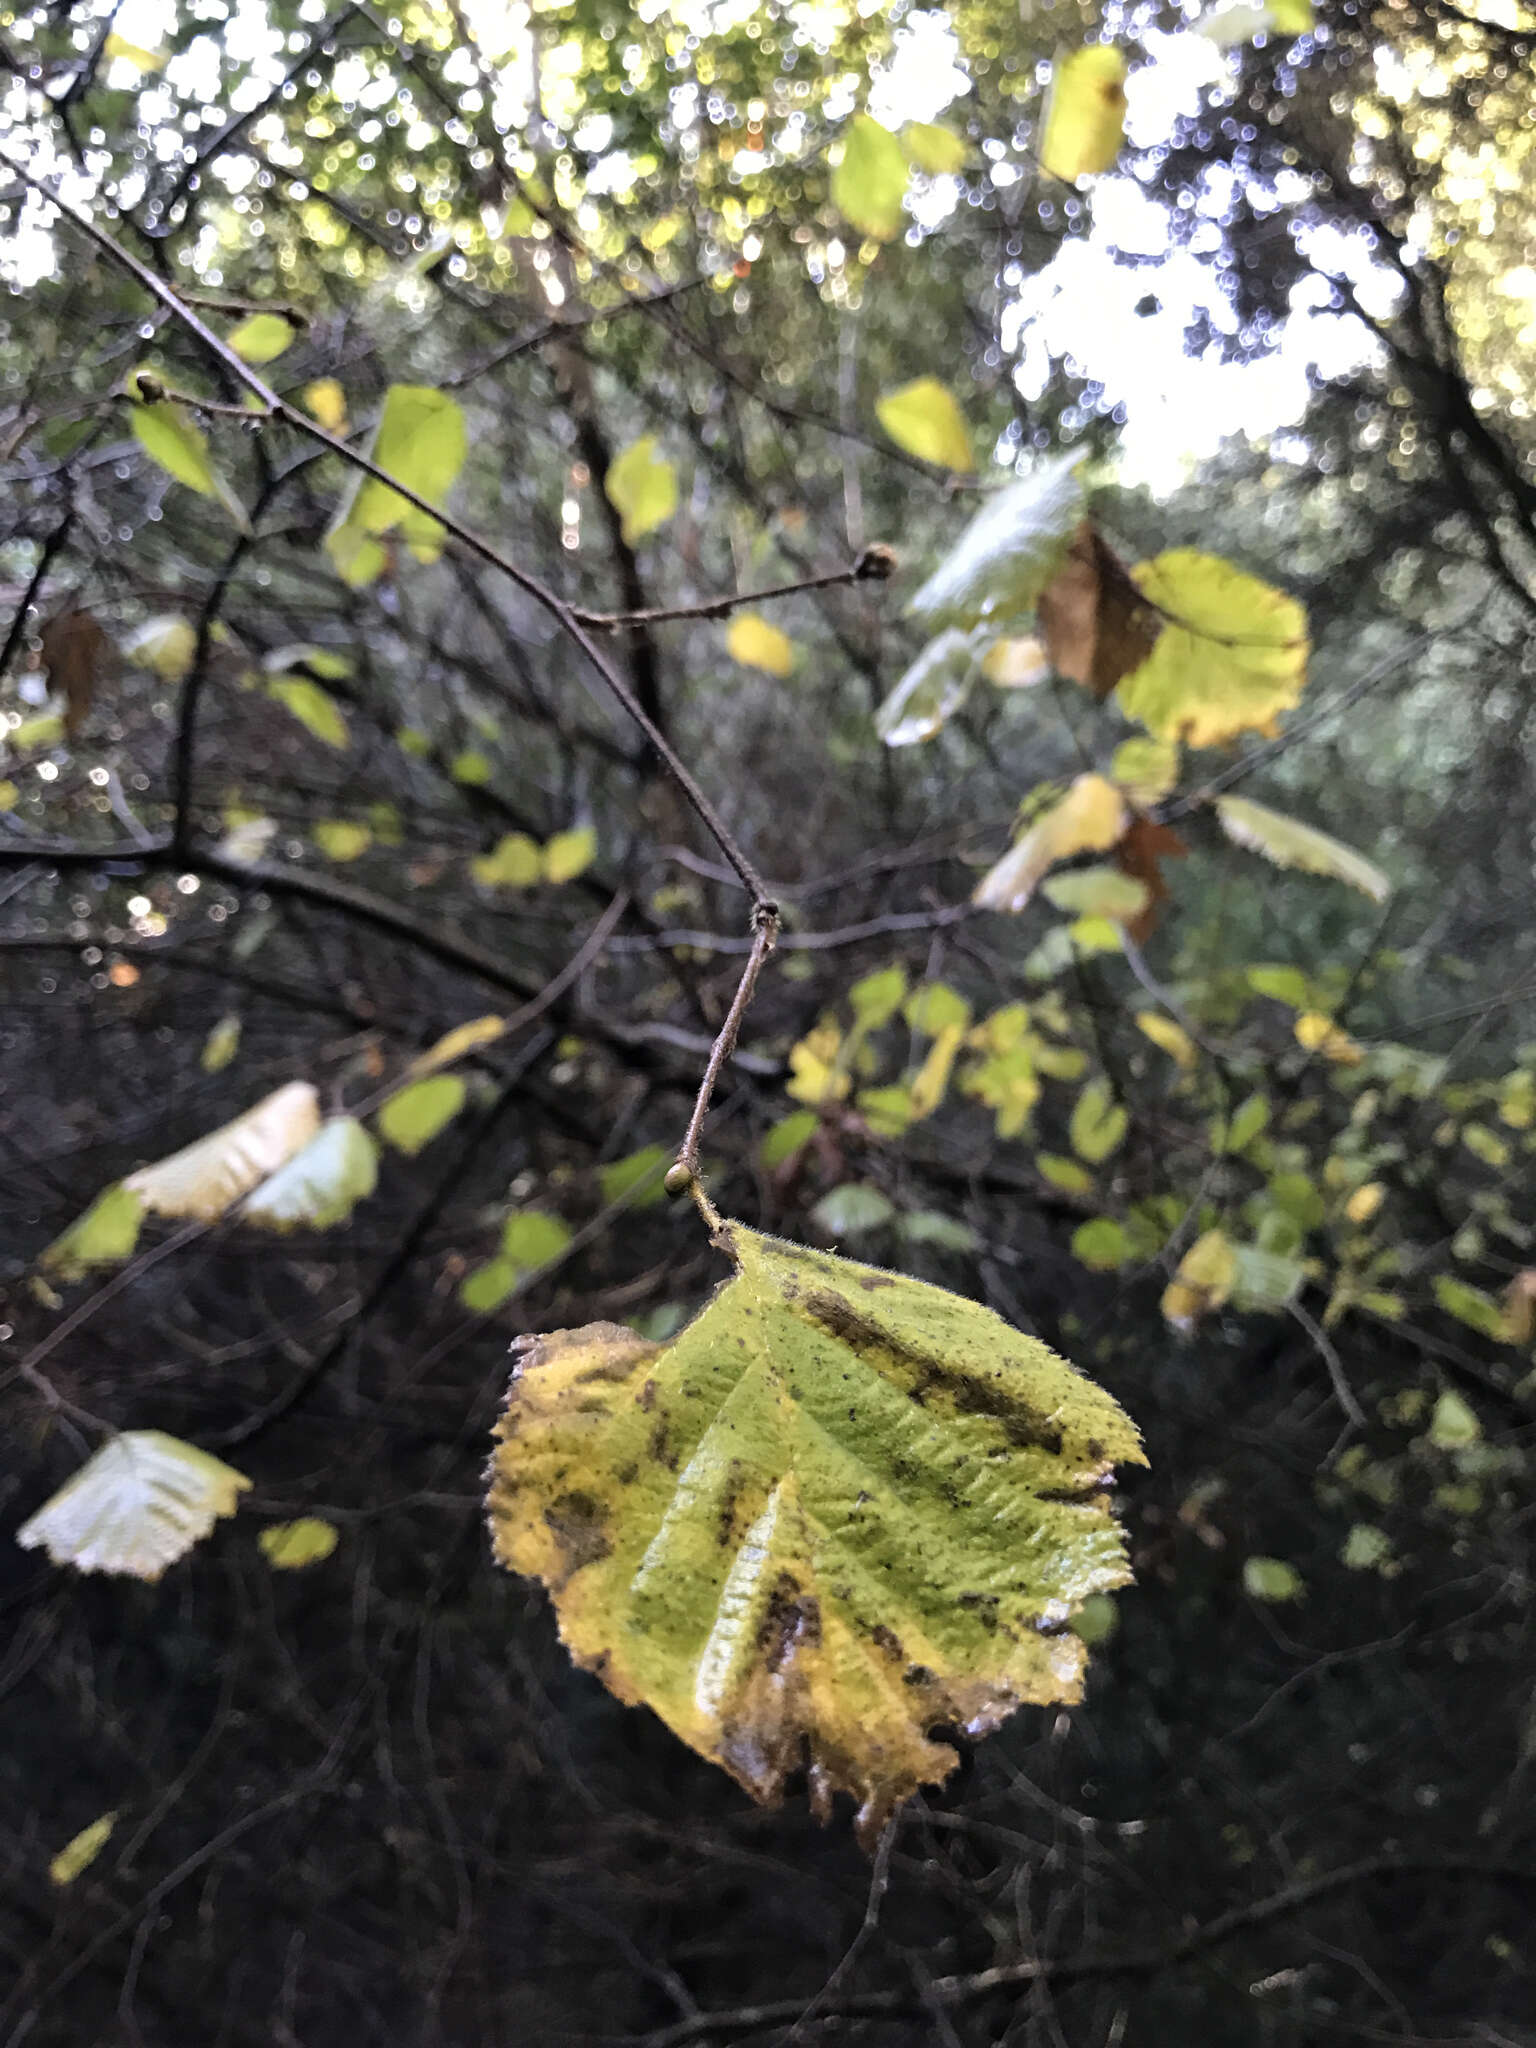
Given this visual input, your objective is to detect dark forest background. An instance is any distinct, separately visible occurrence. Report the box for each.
[2,1,1534,2043]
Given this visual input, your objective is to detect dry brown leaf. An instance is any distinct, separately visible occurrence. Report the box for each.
[41,608,110,740]
[1114,814,1188,941]
[1037,524,1160,701]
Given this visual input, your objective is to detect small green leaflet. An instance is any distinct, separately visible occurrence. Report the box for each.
[41,1184,145,1283]
[227,311,301,364]
[1072,1218,1132,1269]
[604,436,678,546]
[908,454,1086,633]
[122,615,197,681]
[268,676,349,749]
[127,372,250,531]
[312,820,371,861]
[831,114,909,241]
[876,378,975,474]
[50,1813,118,1886]
[460,1209,573,1311]
[378,1076,467,1156]
[1070,1080,1128,1164]
[599,1145,672,1210]
[200,1015,242,1074]
[259,1518,340,1568]
[1214,795,1390,903]
[1243,1556,1303,1603]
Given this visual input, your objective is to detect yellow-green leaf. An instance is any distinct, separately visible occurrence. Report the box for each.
[604,435,678,546]
[902,122,970,175]
[1162,1229,1236,1328]
[726,613,796,676]
[378,1075,467,1155]
[1117,552,1309,747]
[269,677,349,750]
[259,1518,340,1569]
[973,774,1127,914]
[40,1183,145,1283]
[1110,736,1180,806]
[1070,1079,1128,1164]
[848,966,908,1030]
[103,33,164,68]
[875,377,975,475]
[472,833,543,889]
[409,1014,507,1077]
[1039,47,1128,182]
[451,749,492,786]
[227,311,300,365]
[122,614,198,681]
[17,1432,251,1581]
[760,1111,819,1169]
[831,113,909,242]
[1072,1218,1132,1270]
[127,375,248,530]
[501,1209,573,1272]
[1037,1153,1093,1194]
[126,1082,323,1223]
[1135,1010,1197,1070]
[600,1145,672,1210]
[312,819,371,862]
[324,385,467,580]
[1243,1555,1303,1603]
[1431,1279,1507,1346]
[1041,866,1149,924]
[543,825,597,884]
[303,378,349,432]
[461,1256,520,1312]
[1215,795,1390,903]
[487,1221,1144,1838]
[49,1813,118,1886]
[243,1118,379,1232]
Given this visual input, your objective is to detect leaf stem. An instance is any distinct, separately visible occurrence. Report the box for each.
[674,902,780,1192]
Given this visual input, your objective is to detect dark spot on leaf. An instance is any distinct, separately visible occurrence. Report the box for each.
[637,1378,657,1411]
[647,1419,678,1470]
[615,1462,637,1487]
[957,1592,999,1629]
[869,1622,904,1662]
[543,1492,609,1577]
[758,1572,820,1671]
[858,1273,895,1291]
[903,1665,935,1688]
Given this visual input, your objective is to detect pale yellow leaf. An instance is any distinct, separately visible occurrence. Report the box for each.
[972,774,1127,913]
[126,1081,323,1222]
[17,1432,251,1580]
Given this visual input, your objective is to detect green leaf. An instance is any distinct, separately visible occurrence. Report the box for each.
[17,1431,250,1581]
[128,375,249,530]
[49,1813,118,1886]
[1070,1080,1128,1164]
[451,749,493,786]
[1340,1523,1392,1572]
[1037,1154,1094,1194]
[902,121,970,175]
[1247,963,1313,1010]
[268,677,349,749]
[875,628,980,747]
[1230,1244,1306,1312]
[831,113,909,241]
[908,452,1086,633]
[312,819,371,862]
[1041,866,1150,923]
[811,1184,896,1237]
[487,1221,1144,1837]
[905,982,971,1036]
[600,1145,672,1210]
[1072,1218,1133,1270]
[472,833,542,888]
[461,1257,519,1312]
[1117,552,1309,747]
[502,1209,573,1273]
[898,1210,978,1252]
[259,1518,340,1569]
[244,1119,379,1231]
[1427,1387,1483,1446]
[324,385,465,582]
[40,1183,145,1283]
[1242,1555,1303,1603]
[604,435,678,546]
[543,826,597,884]
[377,1075,467,1155]
[848,966,908,1030]
[875,378,975,474]
[1462,1123,1510,1169]
[200,1015,242,1075]
[1225,1093,1271,1153]
[1110,736,1180,806]
[974,772,1128,915]
[1431,1278,1507,1344]
[857,1085,917,1137]
[1040,47,1128,182]
[760,1110,819,1170]
[1215,796,1390,903]
[227,311,300,364]
[122,615,197,681]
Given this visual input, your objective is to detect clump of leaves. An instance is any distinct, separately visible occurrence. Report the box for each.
[486,1216,1143,1842]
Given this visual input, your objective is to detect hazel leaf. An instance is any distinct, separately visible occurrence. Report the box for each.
[487,1221,1143,1841]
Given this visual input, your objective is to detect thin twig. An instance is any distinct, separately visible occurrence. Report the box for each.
[571,548,895,630]
[673,902,779,1182]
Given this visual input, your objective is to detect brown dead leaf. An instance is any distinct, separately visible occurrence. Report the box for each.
[1037,523,1160,700]
[41,608,110,740]
[1114,814,1188,941]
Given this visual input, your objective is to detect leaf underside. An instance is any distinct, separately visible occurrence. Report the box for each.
[487,1224,1143,1842]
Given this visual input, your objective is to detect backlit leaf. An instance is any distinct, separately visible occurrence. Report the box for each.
[760,1110,819,1169]
[600,1145,672,1210]
[123,615,197,682]
[200,1015,242,1074]
[303,378,349,431]
[875,378,975,474]
[902,122,970,174]
[1117,552,1309,746]
[49,1813,118,1886]
[17,1431,250,1580]
[502,1209,574,1273]
[1243,1555,1303,1603]
[1230,1244,1306,1312]
[1294,1011,1363,1066]
[487,1222,1144,1837]
[243,1118,379,1231]
[604,435,678,546]
[1039,47,1128,182]
[128,374,249,530]
[1431,1280,1506,1347]
[227,311,300,364]
[848,965,908,1029]
[1036,523,1159,697]
[1216,795,1390,902]
[103,33,164,67]
[908,453,1086,633]
[328,385,466,558]
[126,1081,322,1222]
[811,1184,896,1237]
[1135,1010,1197,1070]
[1162,1229,1236,1328]
[259,1518,340,1569]
[1110,736,1180,806]
[1041,866,1150,924]
[40,1183,145,1283]
[1070,1080,1128,1164]
[973,774,1127,914]
[905,982,971,1036]
[1037,1153,1093,1194]
[378,1075,467,1155]
[726,613,796,677]
[831,113,909,241]
[875,628,979,747]
[451,749,492,787]
[312,819,371,862]
[543,826,597,884]
[268,676,349,749]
